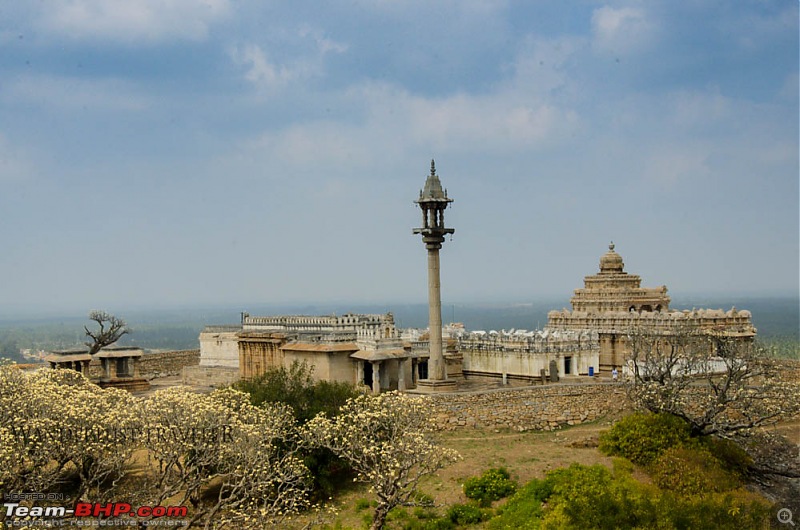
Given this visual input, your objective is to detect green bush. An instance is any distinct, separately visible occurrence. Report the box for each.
[488,460,771,530]
[463,467,518,507]
[355,498,373,511]
[649,446,741,495]
[599,412,692,465]
[658,488,773,529]
[540,463,659,529]
[698,436,752,477]
[233,360,360,423]
[446,503,489,525]
[488,475,554,529]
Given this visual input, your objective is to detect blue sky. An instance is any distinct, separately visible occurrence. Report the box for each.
[0,1,797,315]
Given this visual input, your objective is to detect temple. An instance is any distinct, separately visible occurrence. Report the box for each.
[191,163,756,391]
[569,242,670,314]
[195,312,423,393]
[546,243,756,371]
[45,346,150,391]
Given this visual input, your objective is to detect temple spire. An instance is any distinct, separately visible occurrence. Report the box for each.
[431,159,436,176]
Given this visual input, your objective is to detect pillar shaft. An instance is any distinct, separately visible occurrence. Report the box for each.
[398,359,407,390]
[371,362,381,394]
[427,248,446,380]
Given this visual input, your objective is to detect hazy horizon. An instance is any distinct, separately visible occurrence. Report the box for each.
[2,291,796,323]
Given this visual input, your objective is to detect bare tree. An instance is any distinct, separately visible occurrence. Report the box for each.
[84,310,130,355]
[625,324,800,440]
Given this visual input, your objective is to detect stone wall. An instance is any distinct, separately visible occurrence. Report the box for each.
[139,350,200,377]
[423,383,630,432]
[182,365,239,387]
[88,349,200,379]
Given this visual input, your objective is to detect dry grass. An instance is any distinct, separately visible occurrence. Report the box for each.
[324,418,623,529]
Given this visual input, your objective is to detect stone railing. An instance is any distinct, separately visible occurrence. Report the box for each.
[547,310,755,335]
[458,334,597,354]
[421,383,630,431]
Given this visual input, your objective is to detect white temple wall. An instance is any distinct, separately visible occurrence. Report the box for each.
[462,348,599,380]
[199,330,240,368]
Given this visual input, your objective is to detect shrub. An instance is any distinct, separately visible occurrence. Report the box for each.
[447,503,489,525]
[233,361,360,423]
[489,461,771,530]
[488,475,554,529]
[649,446,741,495]
[463,467,518,507]
[599,412,692,465]
[540,463,660,529]
[699,436,752,477]
[658,488,772,529]
[355,498,372,511]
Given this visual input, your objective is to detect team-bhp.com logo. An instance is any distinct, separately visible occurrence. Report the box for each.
[4,501,187,522]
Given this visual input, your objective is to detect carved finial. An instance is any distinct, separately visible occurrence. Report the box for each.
[609,241,615,251]
[430,159,436,176]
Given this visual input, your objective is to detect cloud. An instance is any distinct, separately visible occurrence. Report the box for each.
[231,27,347,93]
[37,0,230,43]
[298,25,348,55]
[230,44,306,93]
[591,5,654,55]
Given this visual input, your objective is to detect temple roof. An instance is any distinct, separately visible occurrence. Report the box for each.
[417,159,452,203]
[599,241,625,274]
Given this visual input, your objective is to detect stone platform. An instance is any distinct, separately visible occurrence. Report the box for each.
[413,378,458,393]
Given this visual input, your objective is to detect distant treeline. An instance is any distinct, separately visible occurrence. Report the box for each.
[1,297,797,360]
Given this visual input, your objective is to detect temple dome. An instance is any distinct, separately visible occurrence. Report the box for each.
[418,159,451,202]
[599,242,624,274]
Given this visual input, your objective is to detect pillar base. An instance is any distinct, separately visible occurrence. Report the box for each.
[97,377,150,392]
[414,378,458,393]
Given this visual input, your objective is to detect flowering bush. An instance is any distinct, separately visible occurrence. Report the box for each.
[303,392,460,530]
[0,365,140,500]
[140,386,312,528]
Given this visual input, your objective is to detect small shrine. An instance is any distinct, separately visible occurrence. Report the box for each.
[45,349,93,376]
[95,347,150,391]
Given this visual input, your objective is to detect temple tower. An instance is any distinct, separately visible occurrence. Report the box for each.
[413,160,457,391]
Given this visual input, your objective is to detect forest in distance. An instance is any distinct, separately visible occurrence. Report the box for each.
[0,295,798,362]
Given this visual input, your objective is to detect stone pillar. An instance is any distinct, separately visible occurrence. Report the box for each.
[371,362,381,394]
[356,361,364,387]
[398,359,406,391]
[427,248,446,381]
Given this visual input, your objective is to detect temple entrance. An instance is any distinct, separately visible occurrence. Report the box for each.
[116,358,130,377]
[363,362,373,387]
[418,360,429,380]
[564,356,572,375]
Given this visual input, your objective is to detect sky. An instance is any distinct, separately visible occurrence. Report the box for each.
[0,1,797,316]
